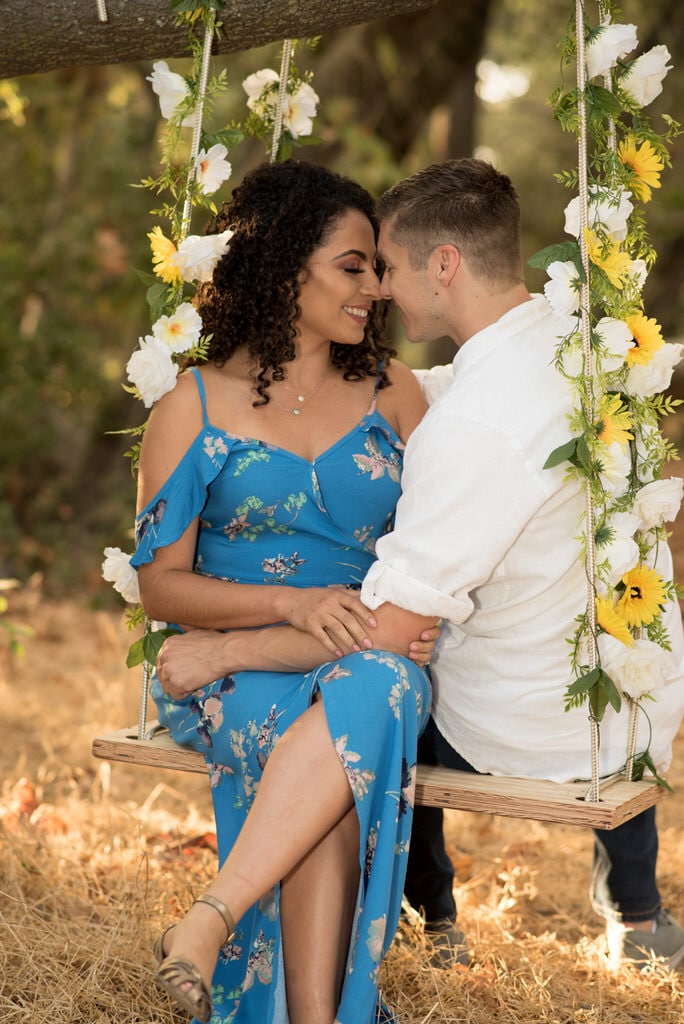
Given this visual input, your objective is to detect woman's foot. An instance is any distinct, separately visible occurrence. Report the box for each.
[154,894,235,1023]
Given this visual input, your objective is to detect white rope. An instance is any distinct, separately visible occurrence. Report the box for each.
[180,12,217,239]
[575,0,602,804]
[95,0,108,22]
[270,40,294,163]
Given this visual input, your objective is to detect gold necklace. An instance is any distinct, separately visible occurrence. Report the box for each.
[270,368,331,415]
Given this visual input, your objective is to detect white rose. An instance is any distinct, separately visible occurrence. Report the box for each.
[544,261,581,316]
[126,335,179,408]
[564,187,633,241]
[195,144,233,196]
[586,22,638,80]
[597,511,641,586]
[102,547,140,604]
[594,317,635,371]
[151,302,203,354]
[598,441,631,497]
[282,82,319,139]
[632,478,684,531]
[598,634,671,700]
[620,45,672,107]
[243,68,280,108]
[171,230,234,283]
[146,61,195,126]
[627,341,683,398]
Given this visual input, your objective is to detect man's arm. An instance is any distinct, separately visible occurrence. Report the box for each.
[157,605,439,700]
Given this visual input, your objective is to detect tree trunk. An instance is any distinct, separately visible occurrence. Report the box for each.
[1,0,440,80]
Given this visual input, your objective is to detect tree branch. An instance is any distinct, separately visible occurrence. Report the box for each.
[3,0,440,80]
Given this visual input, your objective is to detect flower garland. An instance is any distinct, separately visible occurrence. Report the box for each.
[101,1,319,666]
[531,1,682,785]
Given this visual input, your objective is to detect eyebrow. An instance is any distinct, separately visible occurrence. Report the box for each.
[330,248,368,262]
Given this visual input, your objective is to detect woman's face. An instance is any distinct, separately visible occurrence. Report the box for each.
[296,208,381,347]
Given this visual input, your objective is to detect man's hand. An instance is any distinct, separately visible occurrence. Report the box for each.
[156,630,232,700]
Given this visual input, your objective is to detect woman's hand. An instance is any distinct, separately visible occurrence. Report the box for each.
[156,630,232,700]
[277,586,378,657]
[408,622,441,667]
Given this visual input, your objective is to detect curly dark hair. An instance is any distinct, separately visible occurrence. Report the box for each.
[192,159,394,405]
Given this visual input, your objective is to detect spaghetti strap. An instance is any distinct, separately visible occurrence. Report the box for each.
[189,367,210,427]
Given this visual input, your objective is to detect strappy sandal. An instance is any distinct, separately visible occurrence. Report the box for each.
[154,893,235,1024]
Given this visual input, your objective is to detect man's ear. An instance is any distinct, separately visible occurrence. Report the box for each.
[434,244,460,286]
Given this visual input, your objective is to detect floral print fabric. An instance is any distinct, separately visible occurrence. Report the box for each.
[132,369,430,1024]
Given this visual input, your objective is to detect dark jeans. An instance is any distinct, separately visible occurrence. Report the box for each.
[405,717,661,925]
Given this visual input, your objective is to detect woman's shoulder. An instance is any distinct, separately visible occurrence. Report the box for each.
[376,358,428,442]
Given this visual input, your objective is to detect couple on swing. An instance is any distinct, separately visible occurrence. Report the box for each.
[130,157,684,1023]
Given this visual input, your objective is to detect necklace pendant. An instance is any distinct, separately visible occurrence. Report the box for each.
[297,394,305,402]
[293,407,301,415]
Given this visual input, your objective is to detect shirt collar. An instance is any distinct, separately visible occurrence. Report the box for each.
[451,294,553,375]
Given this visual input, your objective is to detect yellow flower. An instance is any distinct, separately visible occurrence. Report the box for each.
[617,137,664,202]
[625,312,664,367]
[596,596,634,647]
[616,564,668,628]
[596,393,634,450]
[148,226,181,285]
[584,228,632,289]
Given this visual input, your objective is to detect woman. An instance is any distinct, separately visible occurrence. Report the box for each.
[131,160,437,1024]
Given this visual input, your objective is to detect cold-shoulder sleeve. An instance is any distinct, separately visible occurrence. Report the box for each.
[130,430,233,568]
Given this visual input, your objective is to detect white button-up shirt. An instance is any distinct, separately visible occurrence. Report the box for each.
[362,295,684,782]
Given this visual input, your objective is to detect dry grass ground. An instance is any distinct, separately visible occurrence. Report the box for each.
[1,583,683,1023]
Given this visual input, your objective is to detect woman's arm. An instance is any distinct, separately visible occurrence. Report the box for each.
[136,373,378,653]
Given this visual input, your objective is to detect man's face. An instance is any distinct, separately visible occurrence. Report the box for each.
[377,222,442,344]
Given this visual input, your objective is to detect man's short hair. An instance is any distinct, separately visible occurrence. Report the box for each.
[379,158,523,283]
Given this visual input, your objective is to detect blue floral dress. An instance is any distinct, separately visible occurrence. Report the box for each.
[131,368,431,1024]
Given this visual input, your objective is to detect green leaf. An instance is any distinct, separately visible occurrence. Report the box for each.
[126,636,146,668]
[573,435,593,476]
[203,128,245,149]
[170,0,225,11]
[294,135,323,147]
[146,282,175,322]
[142,627,181,666]
[630,750,675,793]
[566,666,600,698]
[527,242,580,271]
[543,437,578,469]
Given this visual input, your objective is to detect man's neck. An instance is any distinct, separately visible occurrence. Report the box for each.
[450,283,532,348]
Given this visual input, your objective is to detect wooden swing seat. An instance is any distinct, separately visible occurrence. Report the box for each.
[91,723,664,830]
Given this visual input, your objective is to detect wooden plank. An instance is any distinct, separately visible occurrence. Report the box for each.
[92,725,664,829]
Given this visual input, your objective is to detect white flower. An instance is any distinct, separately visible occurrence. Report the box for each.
[195,144,232,195]
[102,547,140,604]
[593,317,635,371]
[242,69,319,139]
[151,302,203,354]
[597,511,641,586]
[282,82,319,139]
[598,441,631,497]
[632,478,684,531]
[635,423,661,483]
[126,335,179,408]
[564,187,633,241]
[544,261,581,315]
[586,23,638,80]
[598,634,671,700]
[146,61,195,126]
[243,68,280,108]
[171,230,234,283]
[627,341,683,397]
[621,45,672,107]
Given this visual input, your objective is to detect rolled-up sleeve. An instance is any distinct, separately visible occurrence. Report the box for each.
[361,407,550,623]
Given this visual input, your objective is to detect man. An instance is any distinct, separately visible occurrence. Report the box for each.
[359,158,684,969]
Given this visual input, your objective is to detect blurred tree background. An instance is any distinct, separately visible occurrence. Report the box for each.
[1,0,682,598]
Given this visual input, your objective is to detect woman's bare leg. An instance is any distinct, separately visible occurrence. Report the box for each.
[280,806,360,1024]
[161,701,355,993]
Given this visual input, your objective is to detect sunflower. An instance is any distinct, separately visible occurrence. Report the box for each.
[625,312,664,366]
[596,596,634,646]
[616,564,668,627]
[596,393,634,450]
[148,226,181,285]
[617,137,664,202]
[584,228,632,289]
